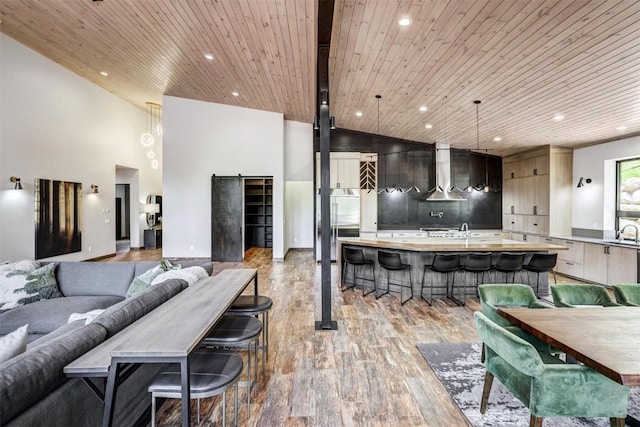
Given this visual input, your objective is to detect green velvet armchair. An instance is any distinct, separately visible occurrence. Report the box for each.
[478,284,554,327]
[550,284,621,307]
[474,312,628,427]
[478,284,556,356]
[612,283,640,306]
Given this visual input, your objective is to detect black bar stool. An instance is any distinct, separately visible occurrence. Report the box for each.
[148,348,243,427]
[342,247,376,296]
[523,252,558,295]
[421,253,459,305]
[227,295,273,374]
[455,252,492,305]
[493,252,525,283]
[376,250,413,305]
[202,315,262,413]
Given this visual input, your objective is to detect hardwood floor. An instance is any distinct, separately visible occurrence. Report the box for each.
[105,247,580,426]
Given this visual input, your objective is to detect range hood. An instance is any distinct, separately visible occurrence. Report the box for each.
[425,142,467,201]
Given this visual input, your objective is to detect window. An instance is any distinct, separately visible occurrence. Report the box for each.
[616,158,640,239]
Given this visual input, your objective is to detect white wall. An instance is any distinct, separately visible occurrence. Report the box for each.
[283,120,314,251]
[573,135,640,232]
[0,34,160,261]
[162,96,285,259]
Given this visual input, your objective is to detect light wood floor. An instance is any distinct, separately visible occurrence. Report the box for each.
[105,247,581,426]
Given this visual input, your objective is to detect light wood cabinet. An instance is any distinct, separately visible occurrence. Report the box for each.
[583,243,608,284]
[502,146,572,235]
[552,238,584,277]
[583,242,638,286]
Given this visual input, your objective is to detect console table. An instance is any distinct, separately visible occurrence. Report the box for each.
[65,268,258,427]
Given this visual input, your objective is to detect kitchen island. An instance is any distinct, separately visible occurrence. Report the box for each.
[337,235,568,302]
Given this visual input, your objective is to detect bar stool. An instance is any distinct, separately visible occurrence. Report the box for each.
[148,348,243,427]
[523,252,558,295]
[376,250,413,305]
[227,294,273,374]
[342,247,376,296]
[421,253,459,305]
[493,252,525,283]
[202,315,262,413]
[454,252,492,305]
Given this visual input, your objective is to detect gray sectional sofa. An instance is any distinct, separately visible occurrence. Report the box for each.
[0,260,212,427]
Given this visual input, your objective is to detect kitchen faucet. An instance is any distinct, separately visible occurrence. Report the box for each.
[618,224,640,244]
[460,222,469,236]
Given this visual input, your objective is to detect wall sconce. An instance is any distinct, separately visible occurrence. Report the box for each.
[313,116,319,130]
[330,116,336,130]
[90,184,99,194]
[9,176,22,190]
[320,90,328,105]
[576,177,592,188]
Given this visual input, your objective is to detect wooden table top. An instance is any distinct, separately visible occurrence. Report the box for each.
[338,237,568,252]
[498,306,640,386]
[65,268,256,376]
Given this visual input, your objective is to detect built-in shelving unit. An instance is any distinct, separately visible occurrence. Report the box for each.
[244,177,273,250]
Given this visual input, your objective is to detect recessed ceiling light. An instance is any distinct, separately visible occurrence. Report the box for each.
[425,124,433,129]
[398,17,412,26]
[100,71,109,77]
[204,53,214,61]
[419,106,428,113]
[355,111,363,118]
[494,136,502,142]
[552,114,565,121]
[617,126,627,131]
[231,91,239,97]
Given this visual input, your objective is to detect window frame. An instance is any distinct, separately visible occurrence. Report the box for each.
[615,158,640,234]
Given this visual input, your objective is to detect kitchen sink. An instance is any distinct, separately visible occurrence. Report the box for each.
[604,240,640,248]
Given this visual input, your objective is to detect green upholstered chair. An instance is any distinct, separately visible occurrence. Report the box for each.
[478,284,556,357]
[612,283,640,306]
[474,312,628,427]
[550,284,621,307]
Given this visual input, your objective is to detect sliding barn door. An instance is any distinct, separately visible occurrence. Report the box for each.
[211,176,243,261]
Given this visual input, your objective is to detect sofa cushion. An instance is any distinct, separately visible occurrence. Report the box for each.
[133,260,214,277]
[26,320,86,348]
[55,262,137,297]
[0,263,62,310]
[0,323,106,424]
[0,324,28,363]
[0,295,122,336]
[94,279,185,337]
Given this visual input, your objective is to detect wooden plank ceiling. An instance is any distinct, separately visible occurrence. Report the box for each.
[1,0,639,155]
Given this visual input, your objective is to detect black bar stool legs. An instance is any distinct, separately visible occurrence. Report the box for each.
[456,252,492,306]
[376,250,413,305]
[342,247,376,296]
[421,253,460,306]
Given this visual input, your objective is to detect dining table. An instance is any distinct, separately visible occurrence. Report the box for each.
[497,306,640,425]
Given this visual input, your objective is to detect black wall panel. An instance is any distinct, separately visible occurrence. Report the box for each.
[320,128,502,230]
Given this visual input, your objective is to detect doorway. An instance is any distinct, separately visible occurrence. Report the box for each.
[115,184,131,252]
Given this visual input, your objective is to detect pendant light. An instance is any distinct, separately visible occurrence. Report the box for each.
[392,151,403,193]
[464,100,482,192]
[377,153,388,194]
[407,150,421,192]
[375,95,388,194]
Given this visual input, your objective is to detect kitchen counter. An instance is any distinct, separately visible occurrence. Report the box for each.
[341,236,568,252]
[337,236,568,301]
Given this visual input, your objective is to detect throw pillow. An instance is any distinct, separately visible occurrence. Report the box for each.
[160,258,181,271]
[0,263,61,310]
[126,264,163,297]
[0,260,40,273]
[0,324,29,363]
[151,266,208,287]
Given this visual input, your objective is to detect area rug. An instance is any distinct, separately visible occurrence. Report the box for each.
[417,342,640,427]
